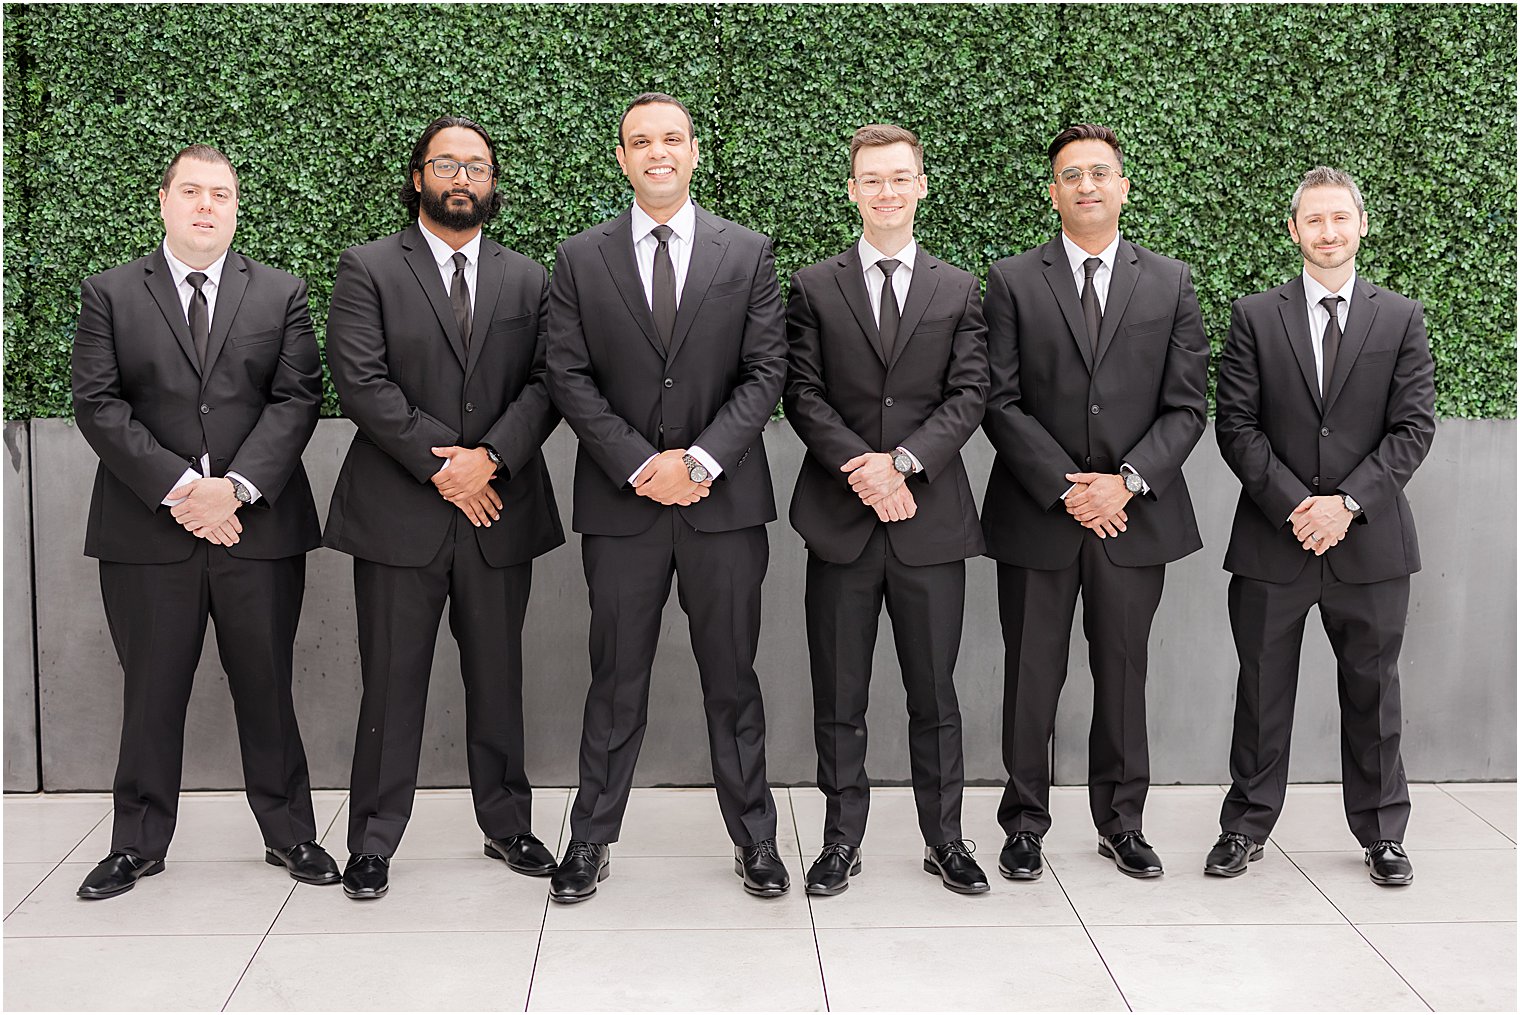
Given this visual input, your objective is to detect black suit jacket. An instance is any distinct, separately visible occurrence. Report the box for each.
[323,223,564,568]
[72,247,322,564]
[545,204,787,537]
[980,233,1209,570]
[784,244,988,566]
[1216,276,1435,584]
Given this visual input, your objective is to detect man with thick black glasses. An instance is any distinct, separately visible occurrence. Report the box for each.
[324,116,565,900]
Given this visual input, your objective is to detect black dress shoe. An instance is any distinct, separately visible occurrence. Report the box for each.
[266,841,340,885]
[735,838,791,897]
[550,840,609,903]
[76,852,164,899]
[998,831,1044,881]
[1203,832,1262,877]
[342,854,390,899]
[1365,840,1414,886]
[805,843,861,896]
[923,840,990,894]
[484,832,557,876]
[1099,831,1164,878]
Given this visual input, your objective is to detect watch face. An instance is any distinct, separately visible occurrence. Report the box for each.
[894,453,913,474]
[690,464,709,483]
[1125,473,1144,493]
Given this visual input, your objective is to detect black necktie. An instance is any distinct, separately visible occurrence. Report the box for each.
[877,258,901,361]
[1081,256,1103,357]
[185,271,210,369]
[651,224,676,353]
[450,251,472,351]
[1319,295,1343,397]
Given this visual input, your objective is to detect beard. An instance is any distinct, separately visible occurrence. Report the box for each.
[421,184,494,230]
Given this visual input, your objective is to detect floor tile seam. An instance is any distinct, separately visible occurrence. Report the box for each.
[219,879,299,1012]
[523,789,572,1013]
[2,931,272,940]
[262,927,551,936]
[3,857,67,919]
[1046,858,1134,1012]
[786,790,833,1012]
[535,926,820,935]
[1274,846,1517,855]
[1429,785,1519,845]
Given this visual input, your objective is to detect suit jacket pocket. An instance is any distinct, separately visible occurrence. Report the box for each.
[230,328,280,347]
[489,312,534,332]
[1124,315,1170,338]
[703,277,750,300]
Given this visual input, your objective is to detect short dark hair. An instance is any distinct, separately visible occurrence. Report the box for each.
[618,92,695,146]
[849,124,924,175]
[161,144,239,196]
[399,115,503,221]
[1047,124,1124,174]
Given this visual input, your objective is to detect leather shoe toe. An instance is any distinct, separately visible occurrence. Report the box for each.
[1365,841,1413,886]
[924,840,990,894]
[550,840,610,903]
[342,854,390,899]
[805,843,861,896]
[1203,832,1262,877]
[266,841,340,885]
[77,852,164,899]
[1099,831,1164,878]
[998,832,1044,881]
[735,838,790,896]
[485,832,557,876]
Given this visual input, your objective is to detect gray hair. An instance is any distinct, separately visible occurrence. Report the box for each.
[1290,166,1365,220]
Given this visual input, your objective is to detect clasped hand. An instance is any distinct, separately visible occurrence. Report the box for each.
[1290,495,1352,555]
[431,446,501,528]
[1063,472,1131,539]
[168,477,242,545]
[633,449,711,506]
[841,452,915,523]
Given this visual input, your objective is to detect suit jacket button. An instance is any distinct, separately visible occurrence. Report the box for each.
[1313,476,1320,487]
[664,378,674,388]
[465,402,475,412]
[884,396,894,407]
[1090,404,1100,414]
[1085,456,1092,466]
[1320,427,1330,437]
[200,403,210,414]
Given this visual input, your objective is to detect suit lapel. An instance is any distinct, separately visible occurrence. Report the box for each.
[201,251,248,381]
[1323,276,1378,413]
[667,208,729,365]
[598,210,664,359]
[1040,235,1094,373]
[464,241,506,380]
[1091,239,1139,372]
[833,245,887,367]
[1277,277,1323,411]
[143,247,201,375]
[401,223,467,368]
[887,250,941,371]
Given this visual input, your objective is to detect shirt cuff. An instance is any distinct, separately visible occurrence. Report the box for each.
[162,466,201,506]
[898,447,924,474]
[627,453,659,487]
[1059,483,1077,501]
[688,446,722,480]
[1120,462,1151,496]
[225,471,261,504]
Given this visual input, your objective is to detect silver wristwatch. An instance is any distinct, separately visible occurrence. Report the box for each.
[1341,493,1362,516]
[892,447,914,476]
[1122,470,1145,494]
[683,453,710,483]
[483,445,504,471]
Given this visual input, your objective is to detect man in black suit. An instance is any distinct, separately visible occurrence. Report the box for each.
[784,124,990,896]
[981,124,1209,881]
[71,144,336,898]
[324,116,564,899]
[544,93,789,903]
[1206,167,1435,886]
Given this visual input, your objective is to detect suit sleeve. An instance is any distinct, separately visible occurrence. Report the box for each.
[782,271,873,478]
[1119,262,1209,496]
[1337,301,1436,521]
[689,237,788,473]
[71,277,195,509]
[1215,298,1312,524]
[224,278,321,505]
[980,263,1082,508]
[544,244,659,484]
[899,279,989,482]
[481,266,561,480]
[326,248,461,483]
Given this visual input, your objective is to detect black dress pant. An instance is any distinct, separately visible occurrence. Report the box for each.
[348,515,534,856]
[996,537,1166,837]
[1220,558,1411,846]
[100,543,316,860]
[571,510,777,846]
[806,526,966,846]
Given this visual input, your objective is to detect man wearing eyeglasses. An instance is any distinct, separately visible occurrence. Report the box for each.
[783,124,990,896]
[324,115,565,899]
[981,124,1209,882]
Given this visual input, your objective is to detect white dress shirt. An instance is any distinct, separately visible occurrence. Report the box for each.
[418,220,481,323]
[857,236,922,473]
[1302,269,1356,397]
[625,199,720,483]
[159,242,262,506]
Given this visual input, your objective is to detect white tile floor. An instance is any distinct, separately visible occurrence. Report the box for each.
[3,784,1515,1012]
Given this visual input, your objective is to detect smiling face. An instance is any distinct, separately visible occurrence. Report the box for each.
[1289,185,1367,276]
[616,101,697,219]
[159,157,238,268]
[1048,138,1129,243]
[848,141,926,246]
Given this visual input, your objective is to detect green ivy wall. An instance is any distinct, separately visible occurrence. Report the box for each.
[3,3,1514,419]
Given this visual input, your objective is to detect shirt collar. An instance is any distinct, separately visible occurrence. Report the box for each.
[1061,231,1120,276]
[161,240,228,289]
[858,236,918,274]
[418,220,482,269]
[631,199,695,245]
[1303,269,1356,308]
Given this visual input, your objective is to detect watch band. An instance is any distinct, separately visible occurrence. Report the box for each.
[683,453,710,483]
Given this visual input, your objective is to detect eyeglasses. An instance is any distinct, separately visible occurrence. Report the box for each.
[1056,165,1117,189]
[425,158,498,183]
[853,174,922,196]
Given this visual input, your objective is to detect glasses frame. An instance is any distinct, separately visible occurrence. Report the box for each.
[851,173,924,196]
[424,158,499,183]
[1055,165,1118,189]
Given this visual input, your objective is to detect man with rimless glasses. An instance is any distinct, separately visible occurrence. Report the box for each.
[980,124,1209,882]
[324,116,565,899]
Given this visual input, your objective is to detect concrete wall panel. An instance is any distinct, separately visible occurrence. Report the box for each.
[4,421,39,791]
